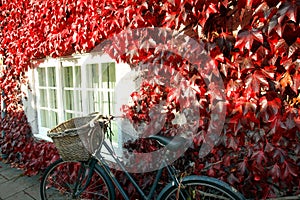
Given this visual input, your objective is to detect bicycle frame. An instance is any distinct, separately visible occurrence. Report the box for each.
[42,115,245,200]
[93,140,180,200]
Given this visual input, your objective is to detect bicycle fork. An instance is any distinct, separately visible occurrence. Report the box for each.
[72,159,97,198]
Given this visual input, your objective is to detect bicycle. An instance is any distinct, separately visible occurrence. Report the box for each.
[40,113,246,200]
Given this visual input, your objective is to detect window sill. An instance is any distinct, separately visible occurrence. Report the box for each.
[33,134,53,142]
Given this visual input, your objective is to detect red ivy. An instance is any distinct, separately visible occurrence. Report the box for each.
[0,0,299,199]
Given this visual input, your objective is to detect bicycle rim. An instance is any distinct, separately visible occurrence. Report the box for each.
[160,175,245,200]
[40,158,112,200]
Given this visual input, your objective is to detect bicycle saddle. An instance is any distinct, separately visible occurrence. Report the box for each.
[148,135,191,151]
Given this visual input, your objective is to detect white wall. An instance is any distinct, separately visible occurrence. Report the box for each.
[22,69,39,135]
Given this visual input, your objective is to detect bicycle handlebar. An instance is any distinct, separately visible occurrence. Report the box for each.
[63,113,116,134]
[64,112,123,133]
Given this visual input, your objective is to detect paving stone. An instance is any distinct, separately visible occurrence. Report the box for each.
[0,175,37,199]
[0,167,23,180]
[5,191,34,200]
[0,163,8,173]
[0,175,7,185]
[24,183,40,200]
[0,161,41,200]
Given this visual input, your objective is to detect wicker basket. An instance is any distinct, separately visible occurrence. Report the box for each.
[47,116,104,161]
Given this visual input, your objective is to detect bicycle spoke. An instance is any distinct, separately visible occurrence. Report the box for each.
[41,159,114,200]
[192,187,231,200]
[161,176,245,200]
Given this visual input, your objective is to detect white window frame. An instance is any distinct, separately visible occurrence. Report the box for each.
[30,54,132,151]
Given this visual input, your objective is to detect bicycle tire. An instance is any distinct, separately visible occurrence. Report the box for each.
[40,158,115,200]
[158,175,245,200]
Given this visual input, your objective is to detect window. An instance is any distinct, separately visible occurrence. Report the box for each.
[85,62,116,115]
[36,61,60,132]
[32,54,131,146]
[62,63,82,119]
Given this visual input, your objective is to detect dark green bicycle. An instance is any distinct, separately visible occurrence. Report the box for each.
[40,113,245,200]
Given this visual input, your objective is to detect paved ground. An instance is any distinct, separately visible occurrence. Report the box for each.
[0,161,40,200]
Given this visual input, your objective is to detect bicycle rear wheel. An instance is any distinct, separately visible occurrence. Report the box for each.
[40,158,115,200]
[158,175,245,200]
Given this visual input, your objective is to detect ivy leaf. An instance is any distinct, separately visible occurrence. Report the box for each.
[204,2,219,20]
[77,0,88,12]
[227,134,238,150]
[227,173,240,185]
[264,142,274,153]
[282,161,298,179]
[279,72,293,90]
[274,148,287,162]
[238,159,248,174]
[245,70,269,94]
[288,38,300,58]
[269,163,280,181]
[295,116,300,129]
[253,2,270,16]
[266,8,281,36]
[252,150,267,166]
[235,29,263,51]
[259,96,282,123]
[274,39,289,57]
[277,1,298,24]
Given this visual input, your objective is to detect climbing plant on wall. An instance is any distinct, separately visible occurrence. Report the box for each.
[0,0,299,199]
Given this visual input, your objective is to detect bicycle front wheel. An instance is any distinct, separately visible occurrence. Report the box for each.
[40,158,115,200]
[159,175,245,200]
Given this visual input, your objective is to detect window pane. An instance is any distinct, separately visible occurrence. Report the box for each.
[65,112,74,120]
[41,109,58,129]
[75,66,81,87]
[64,90,74,110]
[38,68,46,86]
[102,63,116,89]
[87,64,99,88]
[75,90,82,112]
[49,89,57,109]
[49,111,58,128]
[103,81,116,90]
[102,62,116,82]
[87,91,101,112]
[40,109,49,127]
[47,67,56,87]
[63,66,73,87]
[102,92,115,115]
[39,89,47,107]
